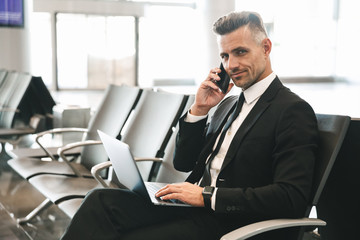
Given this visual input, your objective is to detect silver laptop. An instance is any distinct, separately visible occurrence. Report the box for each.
[97,130,192,207]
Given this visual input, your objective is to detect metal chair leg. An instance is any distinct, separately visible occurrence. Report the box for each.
[17,198,53,224]
[0,142,11,160]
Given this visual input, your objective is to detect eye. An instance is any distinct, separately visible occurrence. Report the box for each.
[220,54,229,60]
[235,49,247,55]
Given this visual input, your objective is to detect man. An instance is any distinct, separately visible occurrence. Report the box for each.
[61,11,318,240]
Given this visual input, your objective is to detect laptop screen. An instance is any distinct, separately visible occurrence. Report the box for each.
[97,130,151,202]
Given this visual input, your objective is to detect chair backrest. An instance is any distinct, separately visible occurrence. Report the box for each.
[0,71,19,108]
[155,94,194,183]
[155,94,223,183]
[118,89,188,181]
[0,72,32,128]
[16,76,56,129]
[80,84,142,173]
[306,114,350,216]
[317,118,360,240]
[0,69,7,87]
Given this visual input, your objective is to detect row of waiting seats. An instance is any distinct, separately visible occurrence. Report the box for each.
[8,84,195,223]
[0,69,55,156]
[4,78,356,239]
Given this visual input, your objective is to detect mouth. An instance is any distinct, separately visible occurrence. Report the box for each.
[231,70,247,79]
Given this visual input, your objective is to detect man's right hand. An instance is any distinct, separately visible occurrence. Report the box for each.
[190,67,234,116]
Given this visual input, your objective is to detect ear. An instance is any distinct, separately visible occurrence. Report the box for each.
[262,38,272,56]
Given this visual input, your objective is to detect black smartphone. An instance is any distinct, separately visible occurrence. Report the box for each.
[216,63,230,93]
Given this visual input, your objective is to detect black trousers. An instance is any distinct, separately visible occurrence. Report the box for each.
[60,188,229,240]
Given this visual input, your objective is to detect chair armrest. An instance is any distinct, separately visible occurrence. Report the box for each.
[0,108,20,113]
[220,218,326,240]
[90,157,164,188]
[0,127,35,144]
[57,140,102,177]
[35,128,88,161]
[91,161,113,188]
[134,157,163,163]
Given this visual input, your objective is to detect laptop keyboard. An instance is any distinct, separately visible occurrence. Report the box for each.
[145,182,184,204]
[145,182,164,196]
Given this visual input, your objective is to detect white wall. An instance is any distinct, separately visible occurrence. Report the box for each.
[197,0,235,78]
[0,0,32,73]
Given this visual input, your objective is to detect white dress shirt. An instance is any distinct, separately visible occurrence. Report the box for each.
[185,72,276,210]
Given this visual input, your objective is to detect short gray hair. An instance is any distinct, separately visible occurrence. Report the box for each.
[213,11,268,44]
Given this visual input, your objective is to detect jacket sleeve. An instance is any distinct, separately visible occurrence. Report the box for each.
[173,113,208,172]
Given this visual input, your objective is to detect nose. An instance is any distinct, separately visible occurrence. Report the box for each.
[227,55,239,72]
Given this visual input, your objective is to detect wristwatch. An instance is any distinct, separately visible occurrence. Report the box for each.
[202,186,215,209]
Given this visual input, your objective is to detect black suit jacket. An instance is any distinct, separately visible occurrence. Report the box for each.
[174,77,318,225]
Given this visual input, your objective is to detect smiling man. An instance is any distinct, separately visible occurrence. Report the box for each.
[61,11,318,240]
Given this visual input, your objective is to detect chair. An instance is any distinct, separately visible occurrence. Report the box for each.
[14,75,56,130]
[0,73,56,146]
[0,72,49,159]
[0,115,47,161]
[19,89,188,223]
[55,94,195,218]
[8,84,142,180]
[59,93,226,219]
[0,71,19,112]
[0,74,55,129]
[316,117,360,240]
[0,72,31,128]
[220,113,350,240]
[8,84,133,160]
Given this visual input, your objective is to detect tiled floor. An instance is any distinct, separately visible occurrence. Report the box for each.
[1,81,360,239]
[0,203,30,240]
[0,89,112,240]
[0,151,71,240]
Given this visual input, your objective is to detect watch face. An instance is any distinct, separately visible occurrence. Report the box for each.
[203,186,214,195]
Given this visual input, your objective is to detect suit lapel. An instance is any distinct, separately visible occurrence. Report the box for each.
[199,95,238,161]
[186,96,237,183]
[220,77,284,172]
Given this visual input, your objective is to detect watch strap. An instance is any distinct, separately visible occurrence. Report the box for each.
[202,186,214,209]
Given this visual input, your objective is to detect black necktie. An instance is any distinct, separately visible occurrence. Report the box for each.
[200,93,245,187]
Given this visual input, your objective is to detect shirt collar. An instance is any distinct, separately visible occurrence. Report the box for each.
[243,72,276,104]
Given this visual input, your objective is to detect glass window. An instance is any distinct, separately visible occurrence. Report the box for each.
[138,5,200,87]
[30,12,52,87]
[56,13,136,89]
[336,0,360,83]
[130,0,195,4]
[235,0,337,78]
